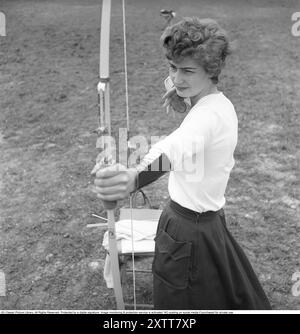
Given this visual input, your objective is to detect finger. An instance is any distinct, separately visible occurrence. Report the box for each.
[162,91,175,102]
[94,186,127,201]
[95,164,126,178]
[94,184,125,195]
[162,99,171,108]
[91,162,102,175]
[94,174,127,187]
[97,193,120,202]
[162,87,176,100]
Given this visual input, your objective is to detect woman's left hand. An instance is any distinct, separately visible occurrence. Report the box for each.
[91,163,137,202]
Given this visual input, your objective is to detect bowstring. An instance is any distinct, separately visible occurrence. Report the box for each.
[122,0,130,134]
[122,0,136,310]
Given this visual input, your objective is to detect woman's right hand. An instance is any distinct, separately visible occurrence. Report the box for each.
[162,86,188,114]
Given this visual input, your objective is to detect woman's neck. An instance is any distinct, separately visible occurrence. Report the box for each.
[190,84,219,107]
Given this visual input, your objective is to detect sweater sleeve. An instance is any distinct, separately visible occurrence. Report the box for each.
[152,108,217,173]
[134,107,217,188]
[135,152,171,190]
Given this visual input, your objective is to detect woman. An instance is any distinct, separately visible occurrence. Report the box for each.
[92,17,271,310]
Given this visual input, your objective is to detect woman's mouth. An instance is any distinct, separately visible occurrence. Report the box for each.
[176,86,188,92]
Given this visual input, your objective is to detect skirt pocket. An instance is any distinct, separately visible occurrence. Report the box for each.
[153,229,192,289]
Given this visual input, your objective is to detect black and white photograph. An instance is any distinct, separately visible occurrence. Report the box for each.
[0,0,299,313]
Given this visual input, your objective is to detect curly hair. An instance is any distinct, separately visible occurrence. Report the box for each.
[161,17,232,84]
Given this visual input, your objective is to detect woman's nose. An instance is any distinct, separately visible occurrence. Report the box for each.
[172,70,184,85]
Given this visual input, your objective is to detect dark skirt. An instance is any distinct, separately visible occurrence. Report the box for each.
[152,200,271,310]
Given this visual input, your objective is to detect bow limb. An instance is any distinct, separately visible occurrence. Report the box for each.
[98,0,124,310]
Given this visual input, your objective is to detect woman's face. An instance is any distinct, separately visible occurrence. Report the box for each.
[168,57,213,103]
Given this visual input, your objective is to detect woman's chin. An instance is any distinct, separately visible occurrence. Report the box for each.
[176,90,188,98]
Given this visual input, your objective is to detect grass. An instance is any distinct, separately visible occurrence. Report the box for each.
[0,0,299,310]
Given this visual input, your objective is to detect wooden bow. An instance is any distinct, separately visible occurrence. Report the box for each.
[97,0,125,309]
